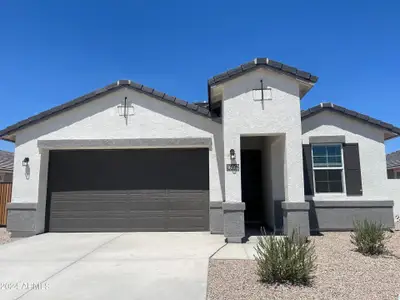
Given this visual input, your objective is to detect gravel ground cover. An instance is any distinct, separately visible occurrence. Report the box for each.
[0,228,11,245]
[207,232,400,300]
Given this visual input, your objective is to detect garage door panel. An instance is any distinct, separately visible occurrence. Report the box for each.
[51,192,131,212]
[167,217,207,231]
[50,217,132,232]
[49,149,209,192]
[131,217,167,231]
[47,149,209,232]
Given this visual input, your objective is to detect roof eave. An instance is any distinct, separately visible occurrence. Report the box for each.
[302,102,400,139]
[0,80,213,138]
[208,58,318,88]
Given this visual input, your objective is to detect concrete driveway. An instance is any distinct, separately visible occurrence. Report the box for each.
[0,232,225,300]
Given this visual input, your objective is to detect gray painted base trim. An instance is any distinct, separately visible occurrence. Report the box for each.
[210,202,223,234]
[10,231,36,238]
[7,203,37,237]
[222,202,246,211]
[308,200,394,231]
[210,201,223,208]
[38,138,212,150]
[281,202,310,211]
[223,202,245,243]
[311,200,394,208]
[226,237,244,243]
[7,203,37,210]
[281,201,310,236]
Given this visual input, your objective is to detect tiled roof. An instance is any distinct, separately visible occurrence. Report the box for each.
[0,150,14,172]
[208,58,318,86]
[0,80,212,138]
[387,150,400,169]
[301,102,400,136]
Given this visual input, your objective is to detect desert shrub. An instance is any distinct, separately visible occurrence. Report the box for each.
[254,229,316,286]
[350,219,389,255]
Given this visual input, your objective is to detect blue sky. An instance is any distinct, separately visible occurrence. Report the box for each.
[0,0,399,153]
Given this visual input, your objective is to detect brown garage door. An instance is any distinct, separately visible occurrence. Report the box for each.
[46,148,209,232]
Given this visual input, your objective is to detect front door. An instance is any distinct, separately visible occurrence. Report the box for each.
[241,150,264,226]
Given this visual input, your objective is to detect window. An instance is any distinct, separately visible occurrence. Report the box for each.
[396,171,400,179]
[312,144,345,193]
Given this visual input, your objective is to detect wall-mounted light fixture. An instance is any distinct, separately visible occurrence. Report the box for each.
[22,157,29,167]
[230,149,236,160]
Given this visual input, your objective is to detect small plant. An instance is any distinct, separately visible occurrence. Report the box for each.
[254,229,316,286]
[350,219,389,255]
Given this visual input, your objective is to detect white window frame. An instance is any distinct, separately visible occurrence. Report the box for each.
[311,143,346,195]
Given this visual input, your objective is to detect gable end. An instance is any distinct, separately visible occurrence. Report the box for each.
[302,102,400,139]
[0,80,212,140]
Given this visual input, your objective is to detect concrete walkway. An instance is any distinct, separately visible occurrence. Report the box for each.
[0,232,225,300]
[211,236,259,260]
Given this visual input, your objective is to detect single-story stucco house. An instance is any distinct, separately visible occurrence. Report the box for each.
[0,58,399,241]
[0,150,13,182]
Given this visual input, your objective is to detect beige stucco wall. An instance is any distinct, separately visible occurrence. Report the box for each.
[12,87,224,233]
[222,68,305,204]
[386,179,400,218]
[302,109,388,201]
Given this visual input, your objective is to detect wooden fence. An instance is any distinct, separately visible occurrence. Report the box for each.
[0,183,12,226]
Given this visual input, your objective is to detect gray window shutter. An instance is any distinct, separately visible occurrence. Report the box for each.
[343,143,363,195]
[302,145,314,195]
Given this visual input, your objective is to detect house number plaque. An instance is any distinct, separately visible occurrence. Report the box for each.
[226,164,240,172]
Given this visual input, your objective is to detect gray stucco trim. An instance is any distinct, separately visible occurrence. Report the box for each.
[223,209,245,243]
[38,138,212,150]
[309,135,346,144]
[7,202,37,210]
[222,202,245,243]
[210,202,223,234]
[9,231,36,238]
[311,200,394,208]
[7,203,37,238]
[308,200,394,231]
[281,201,310,236]
[281,202,310,211]
[222,202,246,211]
[210,201,223,208]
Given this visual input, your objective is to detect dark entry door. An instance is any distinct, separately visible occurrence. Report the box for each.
[241,150,263,225]
[46,148,209,232]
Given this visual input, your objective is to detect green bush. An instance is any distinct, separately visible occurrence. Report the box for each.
[254,229,316,286]
[350,219,389,255]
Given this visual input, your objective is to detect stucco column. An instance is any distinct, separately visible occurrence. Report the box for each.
[283,131,306,202]
[281,131,310,236]
[223,135,246,243]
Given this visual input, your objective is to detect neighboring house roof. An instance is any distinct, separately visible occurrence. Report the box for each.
[0,80,212,140]
[208,58,318,86]
[387,150,400,169]
[301,102,400,137]
[0,150,14,172]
